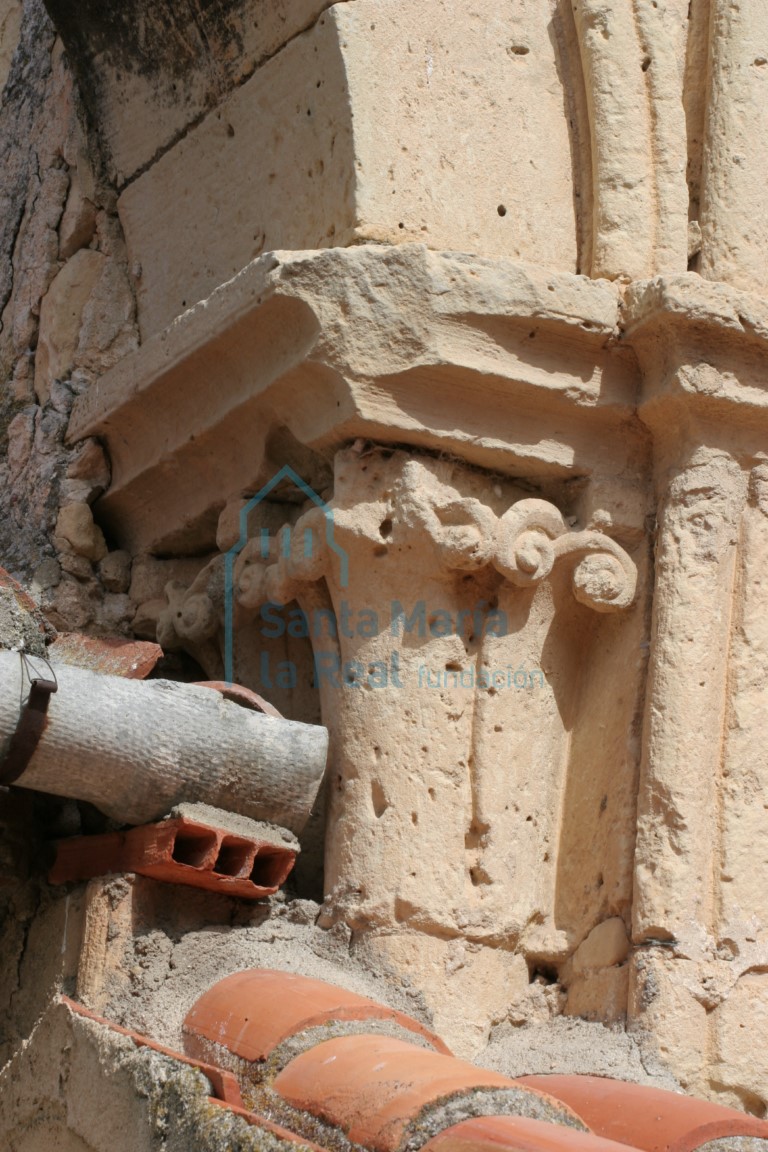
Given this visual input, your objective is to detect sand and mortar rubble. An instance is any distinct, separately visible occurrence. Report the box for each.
[93,878,678,1094]
[480,1017,679,1088]
[100,883,431,1049]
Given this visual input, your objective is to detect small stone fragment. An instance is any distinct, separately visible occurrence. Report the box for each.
[571,918,630,973]
[100,592,134,630]
[58,551,94,580]
[131,599,165,640]
[98,550,131,593]
[66,437,110,487]
[34,249,105,404]
[55,503,108,562]
[31,557,61,592]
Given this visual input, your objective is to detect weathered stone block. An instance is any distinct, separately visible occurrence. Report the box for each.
[564,967,629,1024]
[46,0,337,184]
[118,12,355,336]
[59,167,97,260]
[713,973,768,1113]
[35,249,105,403]
[118,0,582,337]
[359,933,531,1059]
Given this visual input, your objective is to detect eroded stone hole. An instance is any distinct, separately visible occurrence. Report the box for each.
[380,517,393,538]
[372,780,388,818]
[528,961,559,986]
[470,864,491,886]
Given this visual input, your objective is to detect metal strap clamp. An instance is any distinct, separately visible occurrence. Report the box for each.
[0,651,57,786]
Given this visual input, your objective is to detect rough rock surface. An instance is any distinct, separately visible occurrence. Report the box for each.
[0,0,137,606]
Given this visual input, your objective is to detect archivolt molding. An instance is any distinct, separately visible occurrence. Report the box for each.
[572,0,689,281]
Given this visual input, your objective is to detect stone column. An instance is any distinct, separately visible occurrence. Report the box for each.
[700,0,768,294]
[628,448,749,1096]
[718,462,768,934]
[263,447,638,1053]
[709,462,768,1107]
[624,275,768,1103]
[467,497,639,962]
[633,449,747,945]
[275,448,508,940]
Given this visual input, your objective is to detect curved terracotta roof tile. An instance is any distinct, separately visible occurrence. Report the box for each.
[183,968,451,1063]
[420,1115,644,1152]
[49,633,162,678]
[272,1034,584,1152]
[517,1076,768,1152]
[195,680,283,717]
[182,970,768,1152]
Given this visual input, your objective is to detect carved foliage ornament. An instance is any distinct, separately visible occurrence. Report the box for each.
[157,489,637,657]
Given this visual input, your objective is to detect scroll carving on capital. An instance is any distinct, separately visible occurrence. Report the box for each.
[492,498,637,612]
[242,456,638,619]
[157,555,227,679]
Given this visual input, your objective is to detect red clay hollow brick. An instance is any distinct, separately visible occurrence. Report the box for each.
[517,1076,768,1152]
[272,1034,582,1152]
[50,814,296,899]
[421,1115,645,1152]
[182,968,451,1065]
